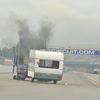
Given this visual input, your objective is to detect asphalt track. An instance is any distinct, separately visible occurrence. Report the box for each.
[0,71,100,100]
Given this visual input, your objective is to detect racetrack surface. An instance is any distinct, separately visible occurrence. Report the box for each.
[0,71,100,100]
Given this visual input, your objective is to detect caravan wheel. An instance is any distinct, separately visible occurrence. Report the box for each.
[31,78,34,82]
[53,80,57,84]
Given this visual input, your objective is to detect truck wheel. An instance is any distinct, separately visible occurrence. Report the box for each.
[16,76,20,80]
[13,76,16,79]
[31,78,34,82]
[21,78,25,81]
[54,80,57,84]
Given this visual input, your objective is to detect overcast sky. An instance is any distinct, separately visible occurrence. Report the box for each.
[0,0,100,47]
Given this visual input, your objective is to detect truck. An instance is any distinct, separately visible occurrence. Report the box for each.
[12,37,64,84]
[12,37,45,80]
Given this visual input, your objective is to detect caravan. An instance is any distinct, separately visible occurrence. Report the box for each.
[28,50,64,84]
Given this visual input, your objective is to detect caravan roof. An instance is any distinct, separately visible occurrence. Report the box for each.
[30,50,64,61]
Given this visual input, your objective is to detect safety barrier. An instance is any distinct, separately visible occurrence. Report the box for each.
[0,65,12,73]
[82,72,100,86]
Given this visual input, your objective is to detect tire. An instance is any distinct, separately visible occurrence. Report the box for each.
[16,75,20,80]
[54,80,57,84]
[13,76,16,79]
[31,78,34,82]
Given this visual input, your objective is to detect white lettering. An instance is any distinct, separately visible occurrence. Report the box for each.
[89,51,95,55]
[63,49,66,54]
[67,50,71,54]
[52,49,55,51]
[56,49,58,52]
[47,49,96,55]
[74,50,77,54]
[60,49,64,53]
[79,50,83,54]
[56,49,61,52]
[84,50,88,55]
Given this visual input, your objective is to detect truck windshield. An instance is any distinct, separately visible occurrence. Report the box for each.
[39,60,59,69]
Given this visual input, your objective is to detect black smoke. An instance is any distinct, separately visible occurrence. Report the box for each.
[16,18,36,38]
[38,16,54,41]
[0,14,54,48]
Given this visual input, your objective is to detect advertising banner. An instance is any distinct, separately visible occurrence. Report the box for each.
[5,59,13,65]
[47,48,100,55]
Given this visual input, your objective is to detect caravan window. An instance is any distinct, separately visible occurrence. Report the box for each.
[39,60,59,69]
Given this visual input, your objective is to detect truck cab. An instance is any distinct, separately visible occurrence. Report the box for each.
[13,52,28,80]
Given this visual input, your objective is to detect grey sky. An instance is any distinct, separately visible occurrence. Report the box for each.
[0,0,100,47]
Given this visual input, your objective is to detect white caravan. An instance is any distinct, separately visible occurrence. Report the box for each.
[28,50,64,84]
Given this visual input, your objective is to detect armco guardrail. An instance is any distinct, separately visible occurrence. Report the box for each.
[0,65,12,73]
[82,72,100,86]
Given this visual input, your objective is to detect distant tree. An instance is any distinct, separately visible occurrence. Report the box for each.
[0,47,14,58]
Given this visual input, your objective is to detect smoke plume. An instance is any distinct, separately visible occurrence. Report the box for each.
[38,16,54,41]
[0,14,54,48]
[16,18,35,38]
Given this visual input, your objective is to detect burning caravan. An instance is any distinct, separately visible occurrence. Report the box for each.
[28,50,64,84]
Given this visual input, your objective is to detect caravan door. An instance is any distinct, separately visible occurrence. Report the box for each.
[28,58,35,78]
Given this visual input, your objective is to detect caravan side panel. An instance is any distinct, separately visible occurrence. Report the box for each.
[28,64,35,78]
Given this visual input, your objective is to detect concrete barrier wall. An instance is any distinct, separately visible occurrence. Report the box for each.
[82,72,100,85]
[0,65,12,73]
